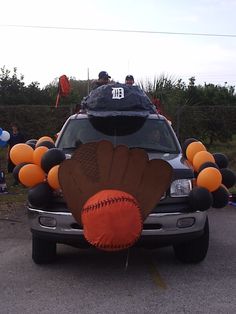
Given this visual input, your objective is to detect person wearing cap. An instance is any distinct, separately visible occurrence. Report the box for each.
[125,75,134,86]
[91,71,111,90]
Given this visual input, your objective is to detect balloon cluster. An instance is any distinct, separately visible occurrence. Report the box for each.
[0,128,10,147]
[183,138,236,211]
[10,136,66,208]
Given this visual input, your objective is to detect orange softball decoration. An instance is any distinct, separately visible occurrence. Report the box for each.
[193,151,215,172]
[186,141,206,163]
[81,189,143,251]
[196,167,222,192]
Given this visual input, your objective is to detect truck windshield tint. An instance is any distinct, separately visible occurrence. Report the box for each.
[57,117,180,153]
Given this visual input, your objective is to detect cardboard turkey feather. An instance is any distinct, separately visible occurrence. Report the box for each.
[59,140,173,223]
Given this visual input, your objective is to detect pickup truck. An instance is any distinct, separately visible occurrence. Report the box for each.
[28,107,209,264]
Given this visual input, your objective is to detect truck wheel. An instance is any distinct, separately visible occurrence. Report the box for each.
[173,218,209,263]
[32,235,57,264]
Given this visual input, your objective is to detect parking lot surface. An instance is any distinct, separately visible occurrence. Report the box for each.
[0,205,235,314]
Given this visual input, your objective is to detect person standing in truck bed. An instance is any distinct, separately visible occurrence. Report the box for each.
[91,71,111,90]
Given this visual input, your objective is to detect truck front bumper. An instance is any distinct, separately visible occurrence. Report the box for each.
[28,207,207,248]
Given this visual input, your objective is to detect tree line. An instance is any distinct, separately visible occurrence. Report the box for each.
[1,67,236,145]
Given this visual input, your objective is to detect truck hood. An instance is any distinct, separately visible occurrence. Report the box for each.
[148,152,194,180]
[64,151,194,180]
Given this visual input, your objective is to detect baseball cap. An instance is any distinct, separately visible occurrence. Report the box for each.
[125,75,134,81]
[98,71,111,79]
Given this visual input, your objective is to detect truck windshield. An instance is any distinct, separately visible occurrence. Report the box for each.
[57,116,180,154]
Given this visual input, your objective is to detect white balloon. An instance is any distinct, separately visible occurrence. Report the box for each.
[0,130,10,142]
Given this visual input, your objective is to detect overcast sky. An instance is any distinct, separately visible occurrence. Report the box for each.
[1,0,236,88]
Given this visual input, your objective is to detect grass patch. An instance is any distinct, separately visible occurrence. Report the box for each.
[0,176,27,211]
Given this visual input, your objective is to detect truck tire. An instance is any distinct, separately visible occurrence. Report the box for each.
[173,218,209,263]
[32,235,57,264]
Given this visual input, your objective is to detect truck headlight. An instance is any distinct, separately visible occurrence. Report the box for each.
[170,179,192,197]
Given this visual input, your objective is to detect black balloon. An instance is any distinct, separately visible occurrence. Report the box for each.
[41,148,66,173]
[26,139,38,149]
[198,161,219,173]
[220,168,236,189]
[13,162,29,183]
[188,187,213,211]
[212,186,229,208]
[193,170,198,178]
[182,138,198,158]
[213,153,228,169]
[36,141,55,149]
[28,182,53,208]
[26,139,37,145]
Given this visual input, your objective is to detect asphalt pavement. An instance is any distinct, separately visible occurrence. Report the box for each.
[0,205,236,314]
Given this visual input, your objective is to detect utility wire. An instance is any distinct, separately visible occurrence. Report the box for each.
[1,24,236,38]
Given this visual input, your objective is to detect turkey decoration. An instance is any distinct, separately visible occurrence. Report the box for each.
[58,140,173,251]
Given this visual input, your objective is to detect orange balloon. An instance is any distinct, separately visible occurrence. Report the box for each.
[33,146,49,166]
[10,143,34,165]
[47,165,60,190]
[193,151,215,172]
[36,136,54,147]
[19,164,46,187]
[186,141,206,162]
[197,167,222,192]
